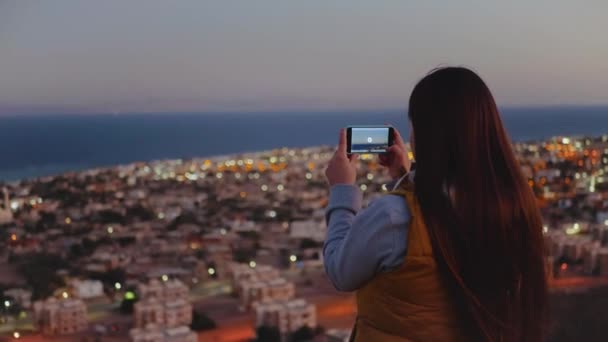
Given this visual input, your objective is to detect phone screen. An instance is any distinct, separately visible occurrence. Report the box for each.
[347,126,393,153]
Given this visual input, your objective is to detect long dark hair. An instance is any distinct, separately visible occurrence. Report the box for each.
[409,67,548,341]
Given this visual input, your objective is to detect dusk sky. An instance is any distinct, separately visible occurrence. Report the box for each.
[1,1,607,114]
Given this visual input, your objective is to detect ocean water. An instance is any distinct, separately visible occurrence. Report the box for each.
[1,106,608,181]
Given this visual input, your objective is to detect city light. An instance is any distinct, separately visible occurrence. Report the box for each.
[12,331,20,339]
[157,212,165,219]
[161,275,169,282]
[360,184,368,191]
[542,225,548,234]
[220,228,227,235]
[305,172,313,180]
[4,300,10,308]
[124,291,136,300]
[289,255,297,262]
[277,184,285,191]
[604,220,608,226]
[381,184,388,191]
[566,223,580,235]
[249,261,257,268]
[267,210,277,218]
[235,173,241,179]
[216,172,223,179]
[261,184,268,191]
[107,226,114,234]
[240,191,247,198]
[65,217,72,224]
[62,292,69,299]
[208,267,216,275]
[560,263,568,271]
[114,282,122,290]
[366,173,374,180]
[10,233,17,241]
[562,137,570,145]
[10,201,18,211]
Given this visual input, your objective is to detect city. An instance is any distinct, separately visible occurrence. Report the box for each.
[1,135,608,341]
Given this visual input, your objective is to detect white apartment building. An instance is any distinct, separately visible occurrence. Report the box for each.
[138,279,189,302]
[0,187,13,225]
[130,324,197,342]
[33,298,88,335]
[325,329,352,342]
[70,279,104,299]
[290,220,326,242]
[241,278,295,310]
[231,263,280,295]
[134,279,192,329]
[3,288,32,309]
[255,299,316,336]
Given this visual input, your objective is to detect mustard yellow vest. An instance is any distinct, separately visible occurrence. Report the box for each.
[354,184,469,342]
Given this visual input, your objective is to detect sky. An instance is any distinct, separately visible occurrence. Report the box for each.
[1,0,607,114]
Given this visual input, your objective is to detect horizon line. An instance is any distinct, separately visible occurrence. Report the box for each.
[1,104,608,117]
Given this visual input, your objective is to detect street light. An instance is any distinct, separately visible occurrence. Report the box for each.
[13,331,20,339]
[249,261,257,268]
[208,268,216,276]
[289,255,297,263]
[114,282,122,290]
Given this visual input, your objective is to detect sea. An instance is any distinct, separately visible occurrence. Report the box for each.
[1,106,608,182]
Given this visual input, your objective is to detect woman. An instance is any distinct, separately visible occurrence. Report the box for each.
[324,67,548,341]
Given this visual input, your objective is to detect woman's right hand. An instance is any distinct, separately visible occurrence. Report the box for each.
[378,128,411,180]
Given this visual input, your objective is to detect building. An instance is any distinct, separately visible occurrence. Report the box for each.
[33,298,88,335]
[0,187,13,225]
[290,220,326,242]
[325,329,352,342]
[241,278,295,310]
[231,263,280,295]
[3,288,32,309]
[255,299,316,336]
[134,279,192,328]
[70,279,104,299]
[137,279,189,302]
[130,324,197,342]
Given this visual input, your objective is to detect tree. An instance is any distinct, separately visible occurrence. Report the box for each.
[190,310,217,331]
[256,325,281,342]
[290,326,315,342]
[119,288,138,314]
[18,253,69,300]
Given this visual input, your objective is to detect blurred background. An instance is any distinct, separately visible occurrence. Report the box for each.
[0,1,607,341]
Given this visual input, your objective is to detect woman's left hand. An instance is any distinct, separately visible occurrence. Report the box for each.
[325,128,359,186]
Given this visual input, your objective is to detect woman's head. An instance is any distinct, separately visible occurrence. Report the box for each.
[408,67,548,341]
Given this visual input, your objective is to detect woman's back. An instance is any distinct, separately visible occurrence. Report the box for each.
[355,184,469,341]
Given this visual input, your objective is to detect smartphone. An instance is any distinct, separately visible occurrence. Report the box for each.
[346,125,394,154]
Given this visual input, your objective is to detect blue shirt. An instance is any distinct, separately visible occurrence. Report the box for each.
[323,184,411,291]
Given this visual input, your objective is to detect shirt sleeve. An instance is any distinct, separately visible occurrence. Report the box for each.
[323,184,410,292]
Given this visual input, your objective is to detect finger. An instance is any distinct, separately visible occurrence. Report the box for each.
[337,128,347,154]
[393,128,406,147]
[378,154,389,166]
[349,153,359,166]
[388,144,404,155]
